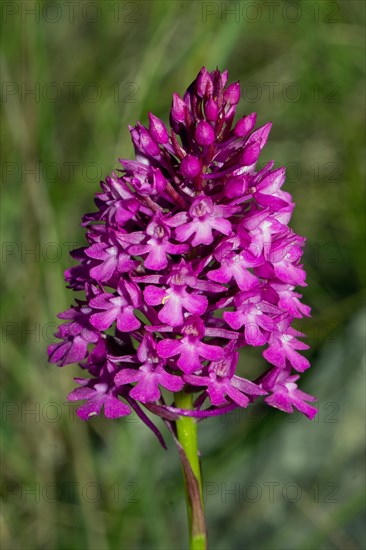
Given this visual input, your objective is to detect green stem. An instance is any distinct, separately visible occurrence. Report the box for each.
[175,391,207,550]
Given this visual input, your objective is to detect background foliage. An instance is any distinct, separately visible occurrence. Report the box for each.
[1,1,365,548]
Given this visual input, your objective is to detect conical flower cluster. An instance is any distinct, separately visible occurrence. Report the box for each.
[49,68,316,443]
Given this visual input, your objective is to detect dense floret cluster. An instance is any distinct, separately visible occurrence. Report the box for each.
[49,68,316,442]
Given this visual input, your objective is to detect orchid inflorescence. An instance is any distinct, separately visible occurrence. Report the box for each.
[49,67,316,447]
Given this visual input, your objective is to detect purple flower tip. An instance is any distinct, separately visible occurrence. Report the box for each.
[195,120,215,147]
[234,113,257,137]
[180,155,201,179]
[49,67,315,437]
[204,98,219,122]
[148,112,169,144]
[171,92,186,124]
[224,82,241,105]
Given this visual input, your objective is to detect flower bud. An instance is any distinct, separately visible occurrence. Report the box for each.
[148,113,169,144]
[196,67,213,97]
[180,155,201,178]
[171,93,186,123]
[152,168,167,193]
[204,98,219,122]
[225,176,248,198]
[129,125,139,148]
[234,113,257,137]
[224,104,236,122]
[224,82,240,105]
[139,125,161,157]
[241,142,261,166]
[221,70,228,88]
[195,120,215,147]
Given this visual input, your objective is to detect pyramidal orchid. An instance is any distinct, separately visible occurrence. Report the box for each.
[49,67,316,549]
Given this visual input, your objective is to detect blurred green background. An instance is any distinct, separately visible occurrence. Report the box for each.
[1,1,365,548]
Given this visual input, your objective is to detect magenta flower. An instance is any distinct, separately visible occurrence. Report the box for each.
[259,367,317,419]
[185,343,266,407]
[166,195,235,246]
[89,281,141,332]
[68,378,131,420]
[49,66,316,436]
[115,335,184,403]
[224,288,279,346]
[156,316,224,374]
[143,263,208,327]
[128,214,189,271]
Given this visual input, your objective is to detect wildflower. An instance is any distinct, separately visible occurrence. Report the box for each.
[259,367,317,419]
[49,67,315,436]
